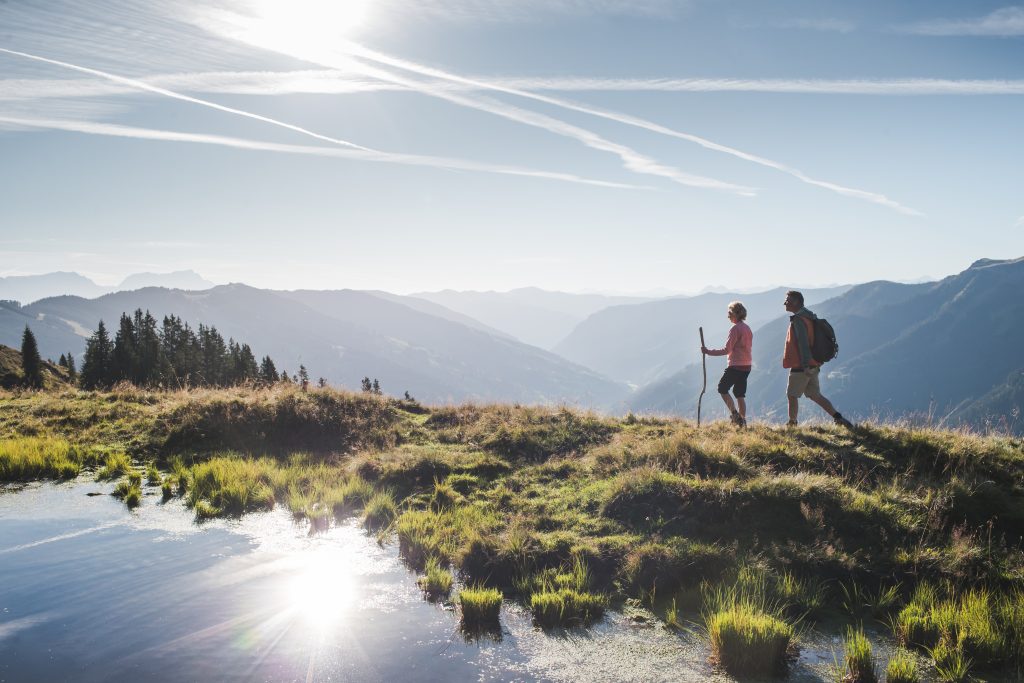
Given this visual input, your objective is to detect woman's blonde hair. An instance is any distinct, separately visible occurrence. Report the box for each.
[728,301,747,321]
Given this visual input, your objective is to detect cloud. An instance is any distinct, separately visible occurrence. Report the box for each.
[774,18,857,33]
[0,48,369,151]
[334,42,919,214]
[0,115,648,189]
[196,8,755,196]
[9,71,1024,99]
[903,6,1024,36]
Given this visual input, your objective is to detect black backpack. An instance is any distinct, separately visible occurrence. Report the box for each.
[810,318,839,363]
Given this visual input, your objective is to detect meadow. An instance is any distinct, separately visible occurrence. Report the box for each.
[2,384,1023,680]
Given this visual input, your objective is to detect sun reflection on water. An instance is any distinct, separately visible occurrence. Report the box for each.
[285,547,355,630]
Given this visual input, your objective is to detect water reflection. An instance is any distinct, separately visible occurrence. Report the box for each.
[0,480,887,682]
[284,547,355,629]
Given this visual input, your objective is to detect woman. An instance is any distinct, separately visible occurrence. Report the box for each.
[701,301,753,427]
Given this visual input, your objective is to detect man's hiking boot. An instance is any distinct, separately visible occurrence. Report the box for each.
[833,412,855,429]
[730,410,746,428]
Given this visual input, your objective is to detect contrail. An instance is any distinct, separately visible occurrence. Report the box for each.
[199,12,754,196]
[0,115,648,189]
[7,72,1024,100]
[341,43,921,215]
[0,47,370,151]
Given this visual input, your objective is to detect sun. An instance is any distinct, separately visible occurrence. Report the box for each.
[244,0,372,52]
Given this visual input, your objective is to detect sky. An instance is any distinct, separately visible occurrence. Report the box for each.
[1,0,1022,294]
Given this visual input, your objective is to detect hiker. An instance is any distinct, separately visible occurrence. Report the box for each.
[782,290,853,428]
[701,301,752,427]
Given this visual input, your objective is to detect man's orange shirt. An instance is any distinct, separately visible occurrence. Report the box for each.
[783,315,821,369]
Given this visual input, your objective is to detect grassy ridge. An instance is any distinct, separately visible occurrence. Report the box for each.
[3,386,1024,674]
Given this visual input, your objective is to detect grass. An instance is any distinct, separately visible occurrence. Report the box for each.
[885,648,919,683]
[841,625,877,683]
[707,602,794,676]
[6,388,1024,675]
[530,589,607,627]
[112,472,143,508]
[0,436,91,480]
[96,451,133,481]
[459,585,502,630]
[417,557,453,599]
[363,490,398,530]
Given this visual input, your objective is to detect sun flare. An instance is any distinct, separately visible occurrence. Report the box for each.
[286,548,355,629]
[245,0,371,52]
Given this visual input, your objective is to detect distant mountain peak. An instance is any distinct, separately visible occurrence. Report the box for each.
[118,270,214,291]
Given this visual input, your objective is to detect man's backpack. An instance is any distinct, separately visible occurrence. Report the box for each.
[810,318,839,363]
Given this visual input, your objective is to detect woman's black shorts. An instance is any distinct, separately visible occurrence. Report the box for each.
[717,367,751,398]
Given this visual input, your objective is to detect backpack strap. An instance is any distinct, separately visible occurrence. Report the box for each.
[791,309,815,367]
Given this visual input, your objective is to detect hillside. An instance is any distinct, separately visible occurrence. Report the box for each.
[3,387,1024,677]
[631,258,1024,432]
[12,285,627,407]
[0,344,73,389]
[555,285,850,386]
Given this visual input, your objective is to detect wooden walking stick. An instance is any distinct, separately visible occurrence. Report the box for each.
[697,326,707,427]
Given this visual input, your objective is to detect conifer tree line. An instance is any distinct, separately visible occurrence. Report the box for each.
[77,310,285,389]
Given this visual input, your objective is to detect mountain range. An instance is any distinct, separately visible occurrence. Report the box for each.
[0,270,214,305]
[0,286,626,407]
[2,259,1021,432]
[630,257,1024,432]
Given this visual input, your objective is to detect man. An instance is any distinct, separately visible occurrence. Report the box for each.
[782,290,854,428]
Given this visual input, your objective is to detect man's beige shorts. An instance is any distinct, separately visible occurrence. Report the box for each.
[787,366,822,399]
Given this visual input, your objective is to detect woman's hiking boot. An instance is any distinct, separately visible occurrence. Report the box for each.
[730,410,746,428]
[832,412,855,429]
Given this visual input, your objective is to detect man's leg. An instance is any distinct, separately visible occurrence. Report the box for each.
[808,393,837,416]
[804,369,854,427]
[788,396,799,424]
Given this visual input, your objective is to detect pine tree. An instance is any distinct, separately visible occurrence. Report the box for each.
[65,353,77,380]
[372,378,381,395]
[20,325,44,388]
[134,310,162,386]
[361,377,372,392]
[298,365,310,391]
[80,320,113,389]
[317,377,326,389]
[111,313,138,384]
[279,369,292,384]
[259,356,278,385]
[58,353,67,369]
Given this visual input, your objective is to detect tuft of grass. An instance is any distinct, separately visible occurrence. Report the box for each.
[707,602,794,677]
[112,476,142,508]
[885,648,919,683]
[145,462,161,485]
[362,490,398,530]
[459,585,502,630]
[417,557,453,599]
[530,588,607,627]
[161,478,175,499]
[96,451,133,481]
[841,625,878,683]
[929,637,972,683]
[429,479,461,511]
